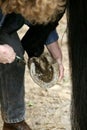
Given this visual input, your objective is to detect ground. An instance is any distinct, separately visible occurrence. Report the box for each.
[0,14,72,130]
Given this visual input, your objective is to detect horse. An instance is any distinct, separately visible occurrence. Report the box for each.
[68,0,87,129]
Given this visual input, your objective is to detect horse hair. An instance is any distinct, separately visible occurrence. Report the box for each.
[68,0,87,129]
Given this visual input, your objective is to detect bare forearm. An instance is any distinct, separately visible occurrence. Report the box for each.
[46,41,62,63]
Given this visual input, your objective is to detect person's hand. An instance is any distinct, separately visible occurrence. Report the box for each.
[0,44,16,64]
[56,58,64,81]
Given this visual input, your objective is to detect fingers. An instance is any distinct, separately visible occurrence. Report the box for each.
[0,44,16,64]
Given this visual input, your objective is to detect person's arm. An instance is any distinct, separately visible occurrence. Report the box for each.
[1,13,25,34]
[45,29,64,80]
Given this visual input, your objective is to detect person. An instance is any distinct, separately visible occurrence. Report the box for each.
[0,0,66,130]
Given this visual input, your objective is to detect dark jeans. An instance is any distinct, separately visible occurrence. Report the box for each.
[0,32,25,123]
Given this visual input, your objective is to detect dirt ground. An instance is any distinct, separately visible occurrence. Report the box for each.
[0,14,72,130]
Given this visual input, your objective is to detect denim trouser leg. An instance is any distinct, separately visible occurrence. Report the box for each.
[0,32,25,123]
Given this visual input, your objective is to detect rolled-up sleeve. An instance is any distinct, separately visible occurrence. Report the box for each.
[45,29,59,45]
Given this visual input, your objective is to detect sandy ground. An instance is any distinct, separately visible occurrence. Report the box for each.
[0,14,72,130]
